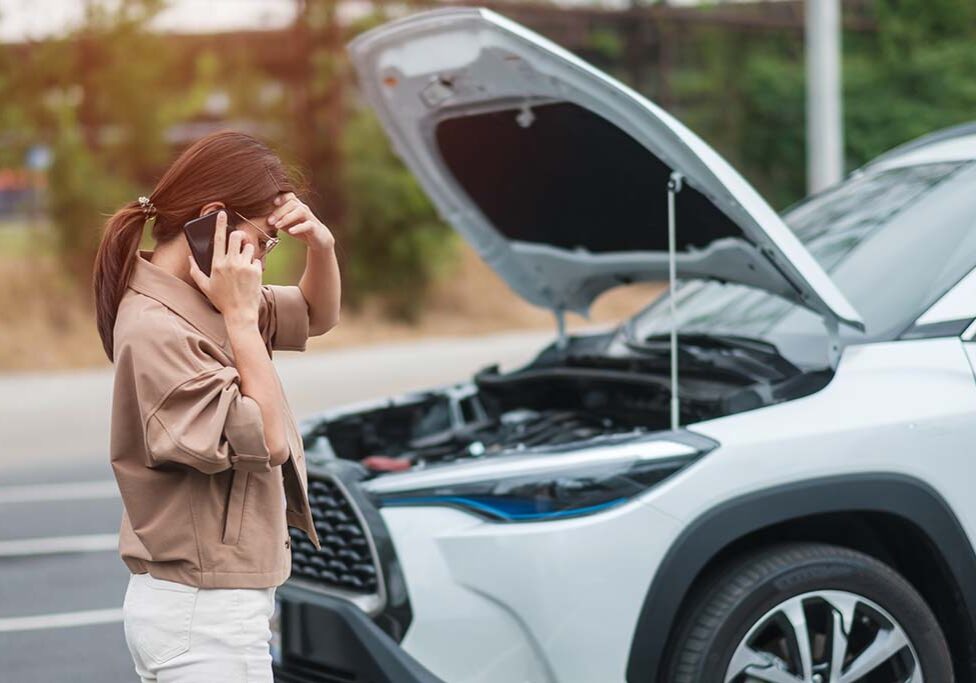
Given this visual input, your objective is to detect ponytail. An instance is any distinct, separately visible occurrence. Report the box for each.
[92,202,148,362]
[92,130,299,362]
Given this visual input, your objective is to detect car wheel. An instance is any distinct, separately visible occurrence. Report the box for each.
[664,542,952,682]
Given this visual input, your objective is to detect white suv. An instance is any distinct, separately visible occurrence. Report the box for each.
[271,8,976,683]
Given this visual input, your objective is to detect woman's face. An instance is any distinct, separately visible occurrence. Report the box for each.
[230,212,279,272]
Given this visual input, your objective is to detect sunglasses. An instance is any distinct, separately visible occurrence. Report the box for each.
[232,210,280,255]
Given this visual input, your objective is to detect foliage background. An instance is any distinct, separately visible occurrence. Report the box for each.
[669,0,976,207]
[1,0,974,341]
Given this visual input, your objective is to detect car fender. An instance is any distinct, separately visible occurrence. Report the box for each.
[625,473,976,682]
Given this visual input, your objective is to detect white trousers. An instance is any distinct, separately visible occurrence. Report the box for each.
[122,572,277,682]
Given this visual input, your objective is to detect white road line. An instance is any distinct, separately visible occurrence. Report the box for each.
[0,608,122,632]
[0,480,118,504]
[0,534,118,557]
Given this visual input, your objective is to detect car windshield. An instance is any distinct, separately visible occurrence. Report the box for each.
[627,160,976,367]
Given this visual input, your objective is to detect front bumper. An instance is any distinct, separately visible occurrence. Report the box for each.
[272,581,445,683]
[281,460,687,682]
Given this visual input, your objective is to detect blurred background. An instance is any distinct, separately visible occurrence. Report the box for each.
[1,0,973,373]
[2,0,976,679]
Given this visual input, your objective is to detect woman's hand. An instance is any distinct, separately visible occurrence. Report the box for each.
[188,210,263,327]
[267,192,336,251]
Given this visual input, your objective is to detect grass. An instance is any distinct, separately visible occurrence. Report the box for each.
[0,217,52,252]
[0,249,108,372]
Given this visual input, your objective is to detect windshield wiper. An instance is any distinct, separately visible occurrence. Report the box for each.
[621,318,779,354]
[638,332,782,357]
[622,325,799,380]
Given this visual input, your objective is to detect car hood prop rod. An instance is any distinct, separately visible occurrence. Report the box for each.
[668,171,684,431]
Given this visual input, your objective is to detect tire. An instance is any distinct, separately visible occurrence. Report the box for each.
[663,542,953,683]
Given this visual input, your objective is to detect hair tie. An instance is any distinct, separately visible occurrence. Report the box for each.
[138,195,157,218]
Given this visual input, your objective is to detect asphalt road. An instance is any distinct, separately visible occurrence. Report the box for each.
[0,330,557,682]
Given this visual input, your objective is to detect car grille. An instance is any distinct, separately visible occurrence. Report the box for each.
[288,475,380,594]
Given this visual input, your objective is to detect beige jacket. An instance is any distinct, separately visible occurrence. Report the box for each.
[110,250,321,589]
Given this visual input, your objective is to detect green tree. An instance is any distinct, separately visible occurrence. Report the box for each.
[47,105,134,280]
[1,0,217,284]
[341,106,456,320]
[292,5,454,319]
[672,0,976,208]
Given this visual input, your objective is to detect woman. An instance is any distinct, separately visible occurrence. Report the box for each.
[92,130,340,682]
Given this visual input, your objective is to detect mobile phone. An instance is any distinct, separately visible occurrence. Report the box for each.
[183,210,236,277]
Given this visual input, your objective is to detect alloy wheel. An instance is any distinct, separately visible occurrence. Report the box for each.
[724,589,923,683]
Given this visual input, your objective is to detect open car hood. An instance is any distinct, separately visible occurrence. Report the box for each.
[347,8,864,331]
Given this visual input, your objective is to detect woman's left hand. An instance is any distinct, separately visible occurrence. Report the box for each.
[268,192,336,251]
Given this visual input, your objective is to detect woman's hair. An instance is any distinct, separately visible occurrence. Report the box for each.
[92,130,298,362]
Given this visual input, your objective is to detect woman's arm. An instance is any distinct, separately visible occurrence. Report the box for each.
[298,242,340,336]
[225,317,290,466]
[268,192,341,336]
[189,211,291,466]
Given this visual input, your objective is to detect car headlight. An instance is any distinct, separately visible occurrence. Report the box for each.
[364,434,715,522]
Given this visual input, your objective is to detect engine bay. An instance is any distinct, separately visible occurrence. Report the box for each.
[301,331,833,477]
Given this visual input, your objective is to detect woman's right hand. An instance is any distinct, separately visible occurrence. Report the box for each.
[188,210,262,327]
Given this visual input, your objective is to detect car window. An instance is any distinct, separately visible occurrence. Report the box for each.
[628,161,976,366]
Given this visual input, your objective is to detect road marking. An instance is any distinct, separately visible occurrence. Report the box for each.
[0,480,118,504]
[0,534,118,557]
[0,608,122,632]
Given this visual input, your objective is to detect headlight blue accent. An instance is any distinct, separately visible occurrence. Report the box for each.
[380,495,628,521]
[373,453,698,522]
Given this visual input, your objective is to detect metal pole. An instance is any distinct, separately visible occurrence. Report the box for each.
[805,0,844,194]
[667,172,683,432]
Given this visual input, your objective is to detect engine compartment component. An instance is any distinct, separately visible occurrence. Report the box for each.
[301,338,832,477]
[304,389,643,475]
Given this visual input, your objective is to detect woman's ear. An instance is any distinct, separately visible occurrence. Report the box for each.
[199,201,225,217]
